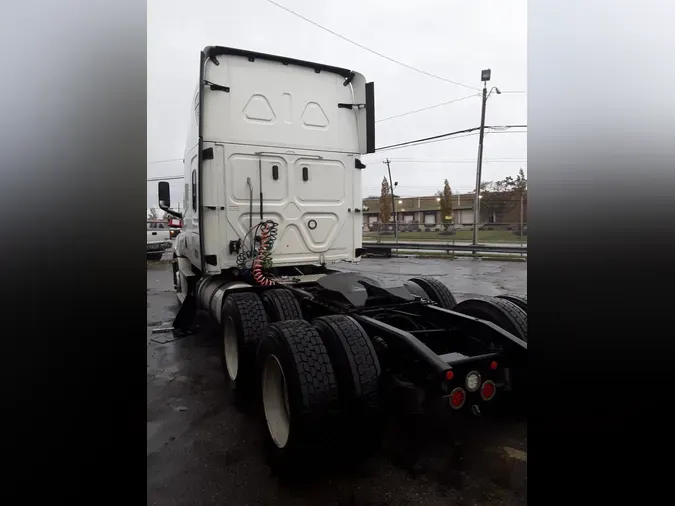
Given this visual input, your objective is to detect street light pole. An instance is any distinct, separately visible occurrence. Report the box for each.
[471,71,502,247]
[384,159,398,242]
[472,73,490,246]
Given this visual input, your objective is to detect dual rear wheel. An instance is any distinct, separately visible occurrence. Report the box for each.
[219,288,383,470]
[405,276,527,341]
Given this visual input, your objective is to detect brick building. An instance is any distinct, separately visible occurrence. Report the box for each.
[361,192,527,230]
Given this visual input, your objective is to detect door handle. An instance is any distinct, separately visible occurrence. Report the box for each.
[152,232,157,235]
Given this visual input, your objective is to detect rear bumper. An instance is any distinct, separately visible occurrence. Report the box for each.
[147,242,172,252]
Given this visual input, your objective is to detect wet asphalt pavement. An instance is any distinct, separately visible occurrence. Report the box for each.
[147,257,527,506]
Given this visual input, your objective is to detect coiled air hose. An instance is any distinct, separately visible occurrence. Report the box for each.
[252,220,278,286]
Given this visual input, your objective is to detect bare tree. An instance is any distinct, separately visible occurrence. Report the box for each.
[148,208,159,220]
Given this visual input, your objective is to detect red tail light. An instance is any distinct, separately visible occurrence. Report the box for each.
[449,387,466,409]
[480,380,496,401]
[445,370,454,381]
[490,361,498,370]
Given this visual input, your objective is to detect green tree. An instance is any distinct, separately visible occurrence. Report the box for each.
[477,169,527,222]
[437,179,453,230]
[379,176,392,224]
[514,167,527,196]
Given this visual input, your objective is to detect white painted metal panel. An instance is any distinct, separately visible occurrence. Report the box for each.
[223,145,358,267]
[202,56,361,154]
[176,50,367,270]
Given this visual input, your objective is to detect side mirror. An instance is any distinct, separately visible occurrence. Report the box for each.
[158,181,171,208]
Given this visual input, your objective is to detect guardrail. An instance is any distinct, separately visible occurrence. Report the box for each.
[362,241,527,255]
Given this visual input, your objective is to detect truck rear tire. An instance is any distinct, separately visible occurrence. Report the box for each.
[220,292,269,408]
[496,293,527,312]
[454,296,527,342]
[313,315,382,456]
[260,289,303,321]
[257,320,340,472]
[408,277,457,310]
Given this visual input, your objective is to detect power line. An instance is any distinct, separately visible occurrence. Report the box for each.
[376,94,479,123]
[148,125,529,173]
[370,156,527,161]
[371,131,481,152]
[265,0,480,91]
[366,159,526,164]
[485,130,527,137]
[148,157,182,164]
[487,124,527,130]
[376,126,481,152]
[376,124,527,152]
[147,175,183,182]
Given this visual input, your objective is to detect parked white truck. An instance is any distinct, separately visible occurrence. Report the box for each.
[146,220,172,260]
[157,46,527,473]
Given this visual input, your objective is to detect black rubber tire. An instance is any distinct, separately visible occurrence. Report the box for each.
[403,280,428,299]
[357,275,383,287]
[454,296,527,342]
[496,293,527,313]
[312,315,380,415]
[313,315,383,456]
[408,277,458,310]
[147,252,163,261]
[220,292,269,408]
[260,289,303,321]
[256,320,340,472]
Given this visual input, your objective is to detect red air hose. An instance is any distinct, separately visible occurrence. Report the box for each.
[252,222,275,286]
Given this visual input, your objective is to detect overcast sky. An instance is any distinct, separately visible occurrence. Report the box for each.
[147,0,526,209]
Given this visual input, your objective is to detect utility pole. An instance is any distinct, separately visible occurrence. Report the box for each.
[472,69,501,247]
[384,159,398,242]
[472,75,489,246]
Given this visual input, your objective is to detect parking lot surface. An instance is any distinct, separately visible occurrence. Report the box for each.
[147,257,527,506]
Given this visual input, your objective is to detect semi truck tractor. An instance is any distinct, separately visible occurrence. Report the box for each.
[158,46,527,469]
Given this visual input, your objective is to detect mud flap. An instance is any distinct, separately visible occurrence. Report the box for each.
[172,292,197,332]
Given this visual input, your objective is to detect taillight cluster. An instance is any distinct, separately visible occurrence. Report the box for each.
[480,380,496,401]
[446,365,498,409]
[449,387,466,409]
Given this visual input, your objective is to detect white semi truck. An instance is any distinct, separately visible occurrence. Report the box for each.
[158,46,527,471]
